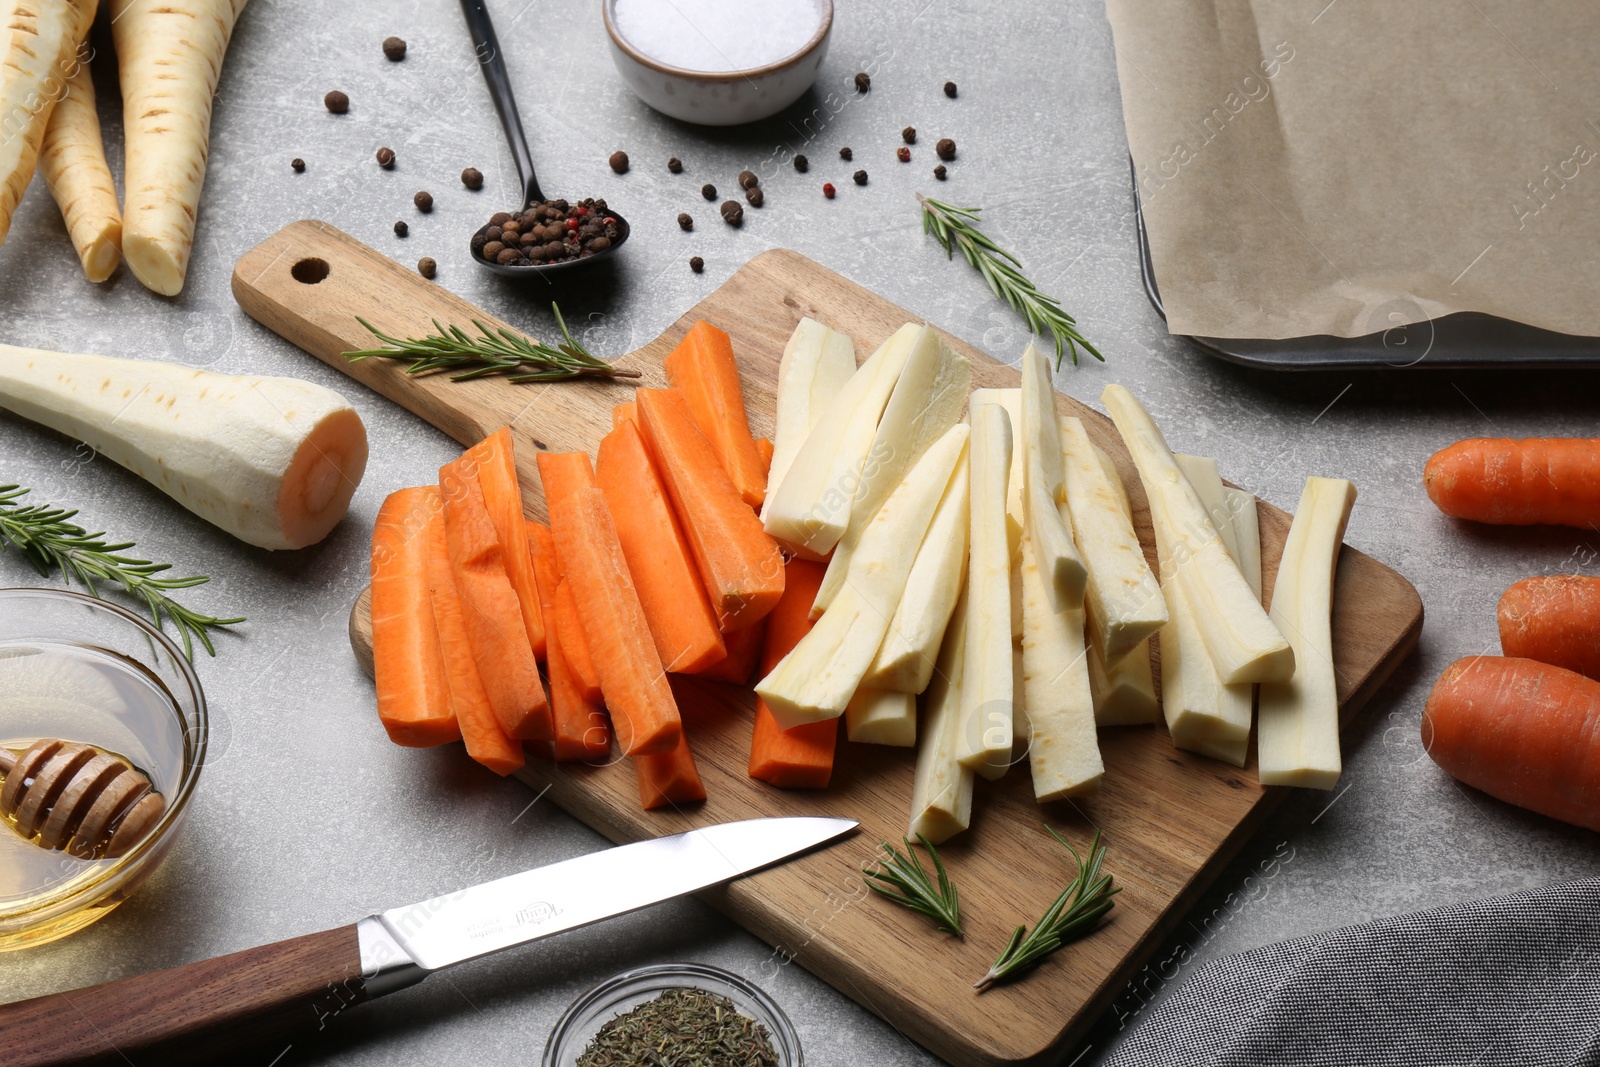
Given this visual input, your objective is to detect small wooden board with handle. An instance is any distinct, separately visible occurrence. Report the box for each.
[233,221,1423,1067]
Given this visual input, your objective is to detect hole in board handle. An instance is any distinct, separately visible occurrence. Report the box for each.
[291,257,330,284]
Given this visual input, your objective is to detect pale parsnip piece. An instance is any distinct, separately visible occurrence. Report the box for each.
[112,0,251,296]
[0,0,95,247]
[845,687,917,746]
[756,424,969,728]
[1227,486,1263,601]
[1019,344,1086,610]
[865,452,970,692]
[763,324,918,558]
[1102,385,1293,685]
[1258,477,1357,789]
[40,54,121,282]
[1174,454,1239,562]
[764,317,856,515]
[1059,416,1167,664]
[909,579,974,843]
[1012,642,1029,742]
[955,403,1015,780]
[1088,624,1158,726]
[1019,533,1102,799]
[971,388,1025,557]
[812,325,970,616]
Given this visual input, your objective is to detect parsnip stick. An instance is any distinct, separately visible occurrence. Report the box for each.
[909,577,974,843]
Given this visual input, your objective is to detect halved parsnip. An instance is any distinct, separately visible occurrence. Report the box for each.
[955,403,1015,780]
[1258,477,1356,789]
[763,323,918,558]
[865,452,970,693]
[1019,344,1086,610]
[1102,385,1293,684]
[845,687,917,746]
[1174,454,1239,562]
[756,424,970,728]
[1227,487,1263,600]
[1019,533,1102,799]
[812,325,971,616]
[1059,416,1167,664]
[909,578,974,843]
[1088,621,1158,726]
[0,0,95,248]
[765,317,856,510]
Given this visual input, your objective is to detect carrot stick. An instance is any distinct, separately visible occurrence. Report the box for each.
[426,501,523,775]
[440,456,551,741]
[536,450,598,513]
[464,427,545,659]
[1424,437,1600,527]
[597,419,727,673]
[749,558,837,789]
[633,728,707,810]
[527,521,610,761]
[556,578,604,703]
[694,617,766,684]
[1423,655,1600,832]
[370,487,460,747]
[613,401,637,429]
[1498,575,1600,681]
[636,388,786,630]
[755,436,774,473]
[550,487,683,756]
[664,320,769,509]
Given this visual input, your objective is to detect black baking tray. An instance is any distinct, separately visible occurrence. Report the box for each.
[1130,164,1600,370]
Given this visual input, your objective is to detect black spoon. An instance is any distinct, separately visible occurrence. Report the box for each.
[460,0,630,276]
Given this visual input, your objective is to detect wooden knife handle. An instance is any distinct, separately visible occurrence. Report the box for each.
[0,925,367,1066]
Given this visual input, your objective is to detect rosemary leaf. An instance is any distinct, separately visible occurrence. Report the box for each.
[864,834,963,936]
[917,194,1104,368]
[0,485,243,660]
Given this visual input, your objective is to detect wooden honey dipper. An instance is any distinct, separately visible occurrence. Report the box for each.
[0,740,165,859]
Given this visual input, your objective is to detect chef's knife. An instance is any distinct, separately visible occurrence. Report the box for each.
[0,815,855,1066]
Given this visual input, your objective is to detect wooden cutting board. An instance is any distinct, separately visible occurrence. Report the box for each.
[234,221,1423,1067]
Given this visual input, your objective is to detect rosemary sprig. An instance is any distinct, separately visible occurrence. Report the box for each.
[864,834,963,936]
[917,194,1103,368]
[0,485,243,660]
[344,302,640,383]
[975,828,1119,992]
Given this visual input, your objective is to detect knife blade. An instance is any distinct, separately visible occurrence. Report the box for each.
[0,816,856,1067]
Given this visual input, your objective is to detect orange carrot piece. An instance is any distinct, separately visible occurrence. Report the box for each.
[749,558,836,789]
[537,450,598,513]
[550,487,683,756]
[633,727,707,810]
[636,388,785,631]
[1498,575,1600,681]
[597,419,727,673]
[527,523,611,761]
[556,578,605,703]
[371,487,460,747]
[464,427,546,659]
[663,320,768,508]
[1423,655,1600,832]
[440,457,551,741]
[694,617,766,685]
[426,502,523,775]
[755,436,774,473]
[613,401,637,429]
[1424,437,1600,527]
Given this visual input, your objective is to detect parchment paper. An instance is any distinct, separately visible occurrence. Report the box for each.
[1104,0,1600,340]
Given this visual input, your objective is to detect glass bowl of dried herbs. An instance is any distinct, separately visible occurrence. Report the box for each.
[544,961,801,1066]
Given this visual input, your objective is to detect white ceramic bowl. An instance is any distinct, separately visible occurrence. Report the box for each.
[603,0,833,126]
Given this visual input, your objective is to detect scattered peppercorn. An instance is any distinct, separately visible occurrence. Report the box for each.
[291,157,305,172]
[933,164,947,180]
[897,147,911,162]
[324,90,349,113]
[853,169,868,185]
[936,138,957,161]
[414,190,433,212]
[738,170,759,190]
[461,167,484,190]
[902,126,917,144]
[839,146,852,161]
[794,154,809,172]
[608,151,629,174]
[382,36,407,61]
[417,257,436,279]
[668,156,683,173]
[855,71,870,92]
[376,146,396,168]
[678,212,693,231]
[745,186,764,207]
[690,256,704,273]
[720,200,744,226]
[471,197,620,267]
[701,183,716,201]
[822,182,836,198]
[944,80,958,98]
[394,220,409,237]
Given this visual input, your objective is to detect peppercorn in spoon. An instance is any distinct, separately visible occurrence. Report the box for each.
[461,0,631,277]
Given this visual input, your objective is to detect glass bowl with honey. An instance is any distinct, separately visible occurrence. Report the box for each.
[0,588,206,951]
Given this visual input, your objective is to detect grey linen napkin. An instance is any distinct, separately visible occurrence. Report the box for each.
[1106,879,1600,1067]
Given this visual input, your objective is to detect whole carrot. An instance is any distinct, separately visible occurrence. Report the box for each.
[1498,575,1600,681]
[1424,437,1600,527]
[1422,656,1600,832]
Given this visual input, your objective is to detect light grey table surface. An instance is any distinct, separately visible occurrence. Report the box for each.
[3,1,1599,1064]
